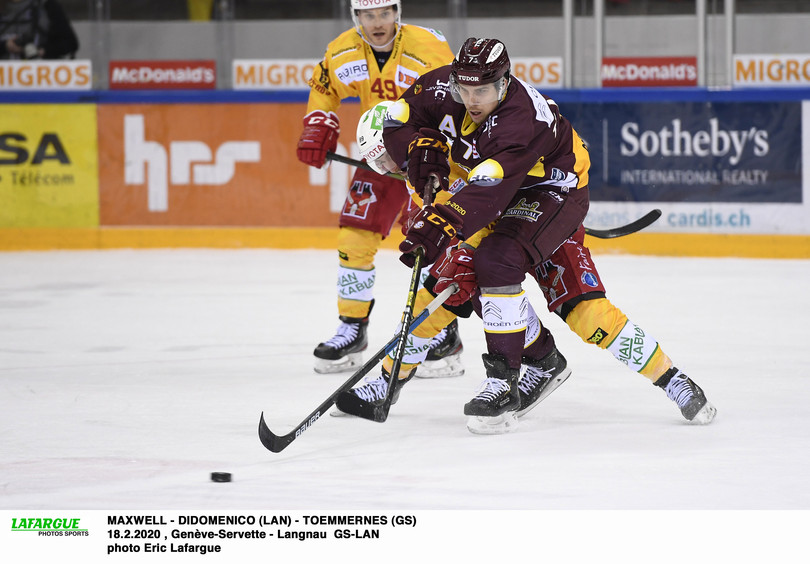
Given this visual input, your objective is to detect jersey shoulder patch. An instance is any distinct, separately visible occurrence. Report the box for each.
[513,77,556,128]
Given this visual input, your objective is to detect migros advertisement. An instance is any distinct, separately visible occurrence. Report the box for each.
[734,54,810,87]
[233,58,562,90]
[0,61,92,90]
[97,103,363,226]
[0,104,99,227]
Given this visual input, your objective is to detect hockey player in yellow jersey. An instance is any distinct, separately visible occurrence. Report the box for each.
[296,0,461,376]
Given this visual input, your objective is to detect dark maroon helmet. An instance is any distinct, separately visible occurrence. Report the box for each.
[451,37,511,86]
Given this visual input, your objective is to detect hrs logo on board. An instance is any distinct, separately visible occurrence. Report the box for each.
[124,115,261,212]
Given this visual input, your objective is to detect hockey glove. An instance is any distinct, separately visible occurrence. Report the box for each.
[399,204,462,268]
[407,128,450,198]
[433,246,476,306]
[400,201,422,236]
[296,110,340,168]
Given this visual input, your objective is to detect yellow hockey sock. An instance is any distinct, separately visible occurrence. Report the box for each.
[337,227,382,319]
[566,297,672,382]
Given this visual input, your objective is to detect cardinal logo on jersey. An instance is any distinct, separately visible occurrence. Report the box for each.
[503,198,543,222]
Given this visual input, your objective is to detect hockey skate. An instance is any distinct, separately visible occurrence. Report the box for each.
[313,303,373,374]
[334,367,414,421]
[516,347,572,418]
[464,354,521,435]
[417,319,465,378]
[655,367,717,424]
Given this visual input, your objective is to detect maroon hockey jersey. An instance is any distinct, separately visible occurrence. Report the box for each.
[383,66,591,238]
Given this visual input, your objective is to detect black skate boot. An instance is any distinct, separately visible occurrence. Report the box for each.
[313,301,373,374]
[335,367,415,422]
[517,347,572,417]
[654,367,717,424]
[464,354,521,435]
[418,319,465,378]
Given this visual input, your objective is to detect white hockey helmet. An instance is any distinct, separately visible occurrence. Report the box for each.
[350,0,402,32]
[356,100,396,175]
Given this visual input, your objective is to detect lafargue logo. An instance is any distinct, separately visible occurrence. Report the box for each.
[11,517,89,537]
[620,118,769,166]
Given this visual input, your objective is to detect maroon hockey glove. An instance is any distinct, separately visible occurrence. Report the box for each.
[433,246,476,306]
[399,204,462,267]
[296,110,340,168]
[407,128,450,197]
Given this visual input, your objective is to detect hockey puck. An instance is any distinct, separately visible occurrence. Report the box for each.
[211,472,232,483]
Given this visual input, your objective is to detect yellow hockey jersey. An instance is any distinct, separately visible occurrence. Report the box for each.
[306,24,454,115]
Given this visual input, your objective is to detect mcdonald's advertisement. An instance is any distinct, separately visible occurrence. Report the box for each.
[0,104,99,227]
[97,103,363,226]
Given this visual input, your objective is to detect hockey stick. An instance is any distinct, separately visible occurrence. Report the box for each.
[374,176,439,421]
[335,178,438,423]
[326,151,406,181]
[583,209,662,239]
[258,283,458,453]
[326,152,661,238]
[362,247,425,422]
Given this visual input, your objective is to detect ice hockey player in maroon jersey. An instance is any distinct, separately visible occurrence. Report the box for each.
[339,38,716,433]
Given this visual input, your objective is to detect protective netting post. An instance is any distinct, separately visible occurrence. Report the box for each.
[215,0,234,89]
[89,0,110,89]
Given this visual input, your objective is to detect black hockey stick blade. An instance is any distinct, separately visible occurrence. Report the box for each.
[257,284,457,453]
[335,392,390,422]
[584,209,662,239]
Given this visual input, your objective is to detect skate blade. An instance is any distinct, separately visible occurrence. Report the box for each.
[466,412,519,435]
[313,353,363,374]
[690,401,717,425]
[516,367,572,418]
[416,354,465,379]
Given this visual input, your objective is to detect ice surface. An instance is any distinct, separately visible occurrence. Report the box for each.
[1,249,808,514]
